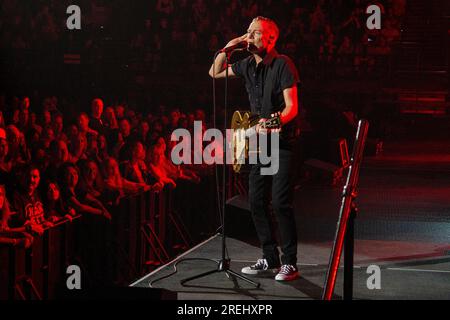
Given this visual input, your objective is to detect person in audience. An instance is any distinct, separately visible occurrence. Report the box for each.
[86,132,102,163]
[125,109,140,130]
[103,157,152,199]
[69,132,88,162]
[53,139,74,165]
[20,96,30,112]
[0,129,12,188]
[133,120,151,146]
[30,144,49,173]
[77,112,98,137]
[148,137,200,187]
[0,184,33,248]
[43,180,76,222]
[40,125,55,149]
[169,109,181,132]
[119,118,132,144]
[107,130,125,160]
[24,127,41,152]
[103,106,119,131]
[66,123,79,145]
[41,110,52,128]
[17,108,32,133]
[52,113,68,143]
[118,118,134,160]
[6,124,29,164]
[0,185,10,232]
[59,162,111,220]
[115,105,125,121]
[0,110,6,129]
[77,159,104,200]
[120,141,152,184]
[90,98,105,134]
[147,144,177,189]
[149,119,164,144]
[10,165,51,236]
[97,134,109,162]
[29,112,43,135]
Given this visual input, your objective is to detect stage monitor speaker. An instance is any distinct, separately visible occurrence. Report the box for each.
[364,138,383,156]
[225,194,256,241]
[303,158,343,186]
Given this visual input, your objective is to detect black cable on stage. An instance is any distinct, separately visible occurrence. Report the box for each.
[149,258,219,288]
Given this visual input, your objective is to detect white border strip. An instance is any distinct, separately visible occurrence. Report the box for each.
[129,233,219,287]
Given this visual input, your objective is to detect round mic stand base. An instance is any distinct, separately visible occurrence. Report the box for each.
[180,257,260,288]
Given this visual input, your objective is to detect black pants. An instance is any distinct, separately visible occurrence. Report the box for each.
[248,148,298,267]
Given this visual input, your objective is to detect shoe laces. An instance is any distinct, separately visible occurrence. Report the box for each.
[253,259,268,269]
[279,264,296,274]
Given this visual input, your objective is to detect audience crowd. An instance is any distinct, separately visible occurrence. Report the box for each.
[0,95,202,247]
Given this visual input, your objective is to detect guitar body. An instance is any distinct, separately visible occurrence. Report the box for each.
[230,110,281,173]
[230,110,260,131]
[231,111,258,173]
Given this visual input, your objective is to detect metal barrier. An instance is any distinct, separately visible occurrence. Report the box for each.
[0,216,81,300]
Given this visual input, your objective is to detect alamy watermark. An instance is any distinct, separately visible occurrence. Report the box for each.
[366,265,381,290]
[66,5,81,30]
[66,265,81,290]
[366,5,382,30]
[171,121,280,175]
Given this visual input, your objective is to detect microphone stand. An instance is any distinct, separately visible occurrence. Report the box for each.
[180,50,260,288]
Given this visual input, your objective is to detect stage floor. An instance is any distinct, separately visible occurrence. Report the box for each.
[131,234,450,300]
[131,140,450,300]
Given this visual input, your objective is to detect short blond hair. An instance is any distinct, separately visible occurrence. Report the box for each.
[252,16,279,43]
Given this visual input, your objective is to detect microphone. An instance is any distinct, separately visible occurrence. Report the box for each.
[219,41,248,53]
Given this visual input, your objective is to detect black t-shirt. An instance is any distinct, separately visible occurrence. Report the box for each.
[232,49,300,148]
[11,190,45,227]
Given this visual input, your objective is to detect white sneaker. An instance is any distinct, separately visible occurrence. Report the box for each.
[275,264,299,281]
[241,259,280,275]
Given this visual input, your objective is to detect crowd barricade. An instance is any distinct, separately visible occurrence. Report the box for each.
[0,216,81,300]
[0,179,219,299]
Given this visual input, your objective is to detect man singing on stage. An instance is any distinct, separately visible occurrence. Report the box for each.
[209,16,300,281]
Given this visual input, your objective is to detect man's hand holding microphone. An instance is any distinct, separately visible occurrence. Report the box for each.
[220,34,249,54]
